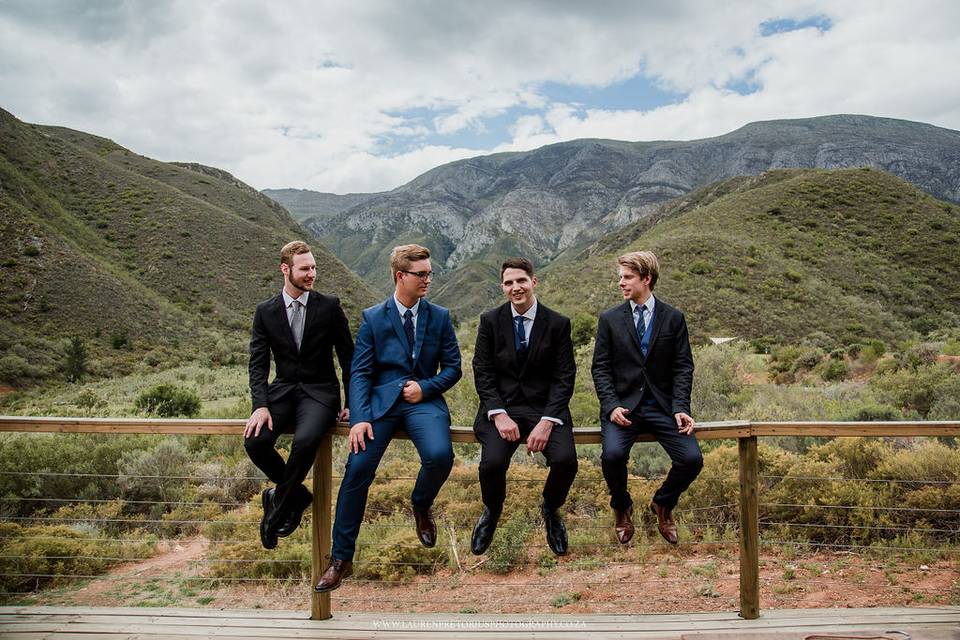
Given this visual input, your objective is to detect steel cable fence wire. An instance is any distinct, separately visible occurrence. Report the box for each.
[759,539,959,553]
[760,521,960,534]
[760,503,960,513]
[759,474,960,485]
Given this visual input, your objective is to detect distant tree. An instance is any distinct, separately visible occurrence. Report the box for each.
[570,313,597,348]
[64,336,88,382]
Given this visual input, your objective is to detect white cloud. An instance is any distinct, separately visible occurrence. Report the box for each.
[1,0,958,193]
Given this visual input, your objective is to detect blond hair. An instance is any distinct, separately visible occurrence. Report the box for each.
[389,244,431,282]
[280,241,312,267]
[617,251,659,290]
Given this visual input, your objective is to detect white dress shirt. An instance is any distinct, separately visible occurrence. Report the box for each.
[282,290,309,323]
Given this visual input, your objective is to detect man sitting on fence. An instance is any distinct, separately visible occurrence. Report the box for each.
[591,250,702,545]
[244,241,354,550]
[470,257,578,556]
[316,244,462,592]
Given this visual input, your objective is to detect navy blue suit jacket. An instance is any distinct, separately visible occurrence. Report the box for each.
[349,297,462,424]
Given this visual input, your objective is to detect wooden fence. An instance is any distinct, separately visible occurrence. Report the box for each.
[1,416,958,620]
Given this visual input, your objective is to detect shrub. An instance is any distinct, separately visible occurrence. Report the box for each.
[486,515,533,574]
[110,328,129,349]
[570,313,596,348]
[817,359,848,382]
[135,384,201,417]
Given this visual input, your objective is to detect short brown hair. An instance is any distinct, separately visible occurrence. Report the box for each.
[617,251,660,290]
[500,257,534,280]
[390,244,431,282]
[280,241,312,267]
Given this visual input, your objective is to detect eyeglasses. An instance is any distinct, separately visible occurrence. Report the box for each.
[400,270,434,281]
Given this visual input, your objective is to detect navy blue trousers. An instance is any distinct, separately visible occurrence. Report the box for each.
[600,402,703,512]
[331,400,454,561]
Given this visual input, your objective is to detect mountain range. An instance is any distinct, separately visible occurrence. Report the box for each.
[265,114,960,317]
[0,107,377,385]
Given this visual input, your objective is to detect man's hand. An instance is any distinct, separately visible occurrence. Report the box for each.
[337,408,350,423]
[610,407,632,427]
[349,422,374,454]
[526,420,554,453]
[493,412,520,442]
[244,407,272,438]
[402,380,423,403]
[675,412,696,435]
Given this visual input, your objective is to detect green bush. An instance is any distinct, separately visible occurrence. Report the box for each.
[135,384,201,417]
[570,313,597,348]
[63,336,88,383]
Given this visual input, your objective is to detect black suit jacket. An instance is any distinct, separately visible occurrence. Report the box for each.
[472,301,576,429]
[591,297,693,420]
[249,291,354,411]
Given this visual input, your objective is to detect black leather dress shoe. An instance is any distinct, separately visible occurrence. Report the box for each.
[276,486,313,538]
[259,488,278,550]
[470,507,500,555]
[315,558,353,592]
[413,507,437,548]
[542,504,568,556]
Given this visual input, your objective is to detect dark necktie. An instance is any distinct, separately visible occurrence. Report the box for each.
[514,315,528,354]
[635,305,646,356]
[403,309,415,354]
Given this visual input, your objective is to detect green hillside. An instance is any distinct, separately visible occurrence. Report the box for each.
[0,108,377,386]
[539,168,960,345]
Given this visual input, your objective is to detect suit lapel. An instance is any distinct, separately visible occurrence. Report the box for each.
[413,299,429,362]
[384,298,410,357]
[621,300,643,354]
[272,293,298,351]
[303,292,322,338]
[499,303,519,370]
[523,302,550,371]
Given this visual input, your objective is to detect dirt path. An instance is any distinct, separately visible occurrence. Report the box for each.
[19,538,959,614]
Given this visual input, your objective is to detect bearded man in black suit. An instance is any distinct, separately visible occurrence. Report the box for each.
[471,257,578,556]
[244,241,354,549]
[591,251,701,546]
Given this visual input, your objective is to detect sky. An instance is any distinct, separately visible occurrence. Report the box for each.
[1,1,958,194]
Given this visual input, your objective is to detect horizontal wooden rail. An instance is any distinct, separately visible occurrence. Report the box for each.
[3,416,957,438]
[1,415,958,622]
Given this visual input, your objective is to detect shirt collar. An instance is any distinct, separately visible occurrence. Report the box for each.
[282,289,308,307]
[630,295,655,316]
[394,294,420,318]
[511,298,538,321]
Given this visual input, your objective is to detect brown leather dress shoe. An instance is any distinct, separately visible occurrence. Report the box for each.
[614,505,634,544]
[650,501,678,545]
[413,507,436,548]
[314,558,353,592]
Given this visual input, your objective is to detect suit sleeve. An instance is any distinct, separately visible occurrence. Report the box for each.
[248,306,271,411]
[543,316,576,423]
[418,309,462,399]
[472,313,505,414]
[671,313,694,416]
[591,314,621,420]
[331,297,354,410]
[348,311,375,425]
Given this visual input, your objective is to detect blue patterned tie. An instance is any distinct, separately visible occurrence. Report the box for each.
[403,309,415,354]
[635,305,646,357]
[514,315,527,354]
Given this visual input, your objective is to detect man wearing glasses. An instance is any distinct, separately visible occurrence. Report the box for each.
[316,244,462,592]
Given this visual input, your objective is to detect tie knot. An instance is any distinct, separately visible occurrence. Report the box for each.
[404,309,413,320]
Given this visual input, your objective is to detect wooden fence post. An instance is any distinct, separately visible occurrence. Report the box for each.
[738,435,760,619]
[311,433,333,620]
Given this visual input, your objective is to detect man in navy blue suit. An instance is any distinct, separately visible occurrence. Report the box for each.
[316,244,462,592]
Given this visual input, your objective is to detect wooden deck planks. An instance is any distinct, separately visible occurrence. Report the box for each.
[0,606,957,639]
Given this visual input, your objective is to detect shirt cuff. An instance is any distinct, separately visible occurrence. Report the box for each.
[541,416,562,426]
[487,409,506,420]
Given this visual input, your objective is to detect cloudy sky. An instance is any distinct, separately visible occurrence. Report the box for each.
[2,1,958,193]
